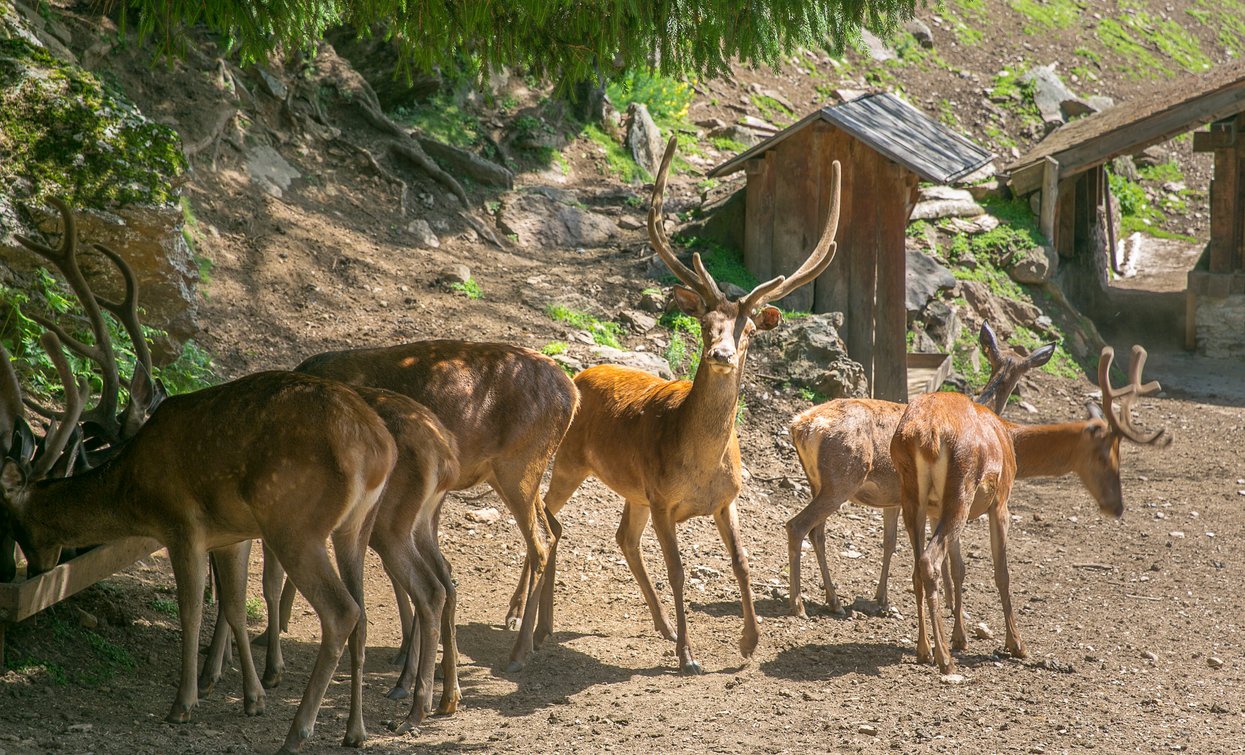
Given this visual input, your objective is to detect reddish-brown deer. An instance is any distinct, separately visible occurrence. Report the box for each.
[891,345,1171,675]
[0,203,397,754]
[202,386,461,734]
[293,339,578,671]
[533,136,842,673]
[786,323,1054,616]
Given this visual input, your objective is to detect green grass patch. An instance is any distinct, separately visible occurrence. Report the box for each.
[584,124,650,184]
[449,278,483,299]
[1009,0,1080,32]
[710,136,749,154]
[546,304,623,348]
[1137,161,1184,184]
[394,93,483,149]
[246,596,264,623]
[540,340,569,356]
[750,93,794,126]
[149,597,178,617]
[670,236,760,293]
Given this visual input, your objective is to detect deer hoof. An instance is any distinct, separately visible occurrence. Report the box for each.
[505,659,526,674]
[505,616,521,631]
[262,670,283,689]
[164,703,194,724]
[385,685,410,701]
[388,717,419,735]
[342,731,366,749]
[244,695,265,717]
[436,694,460,716]
[680,659,704,675]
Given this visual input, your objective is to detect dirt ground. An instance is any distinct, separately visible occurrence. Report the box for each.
[5,6,1245,754]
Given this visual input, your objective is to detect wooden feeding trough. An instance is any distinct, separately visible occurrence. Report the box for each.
[1006,59,1245,356]
[0,538,162,664]
[709,92,992,400]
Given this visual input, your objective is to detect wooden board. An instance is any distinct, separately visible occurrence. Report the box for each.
[743,154,775,282]
[770,126,822,312]
[845,142,880,390]
[907,352,953,397]
[873,162,912,402]
[0,537,161,627]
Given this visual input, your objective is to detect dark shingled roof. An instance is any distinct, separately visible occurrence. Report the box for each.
[708,92,993,184]
[1007,59,1245,180]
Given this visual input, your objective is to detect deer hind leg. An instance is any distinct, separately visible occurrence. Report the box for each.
[166,540,208,724]
[875,506,900,608]
[948,537,969,651]
[785,491,844,617]
[199,546,245,697]
[331,516,375,749]
[901,496,930,666]
[715,501,759,660]
[616,499,674,641]
[531,458,586,646]
[493,464,550,672]
[260,541,287,689]
[383,537,446,734]
[425,516,461,716]
[385,560,415,670]
[211,541,265,716]
[989,500,1026,659]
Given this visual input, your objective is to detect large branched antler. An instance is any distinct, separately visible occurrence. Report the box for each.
[1096,345,1171,447]
[648,136,725,306]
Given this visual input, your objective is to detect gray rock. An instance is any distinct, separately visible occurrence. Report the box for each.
[922,300,961,352]
[739,115,779,134]
[1022,64,1076,128]
[859,29,897,62]
[497,192,619,249]
[696,117,728,130]
[625,102,665,177]
[639,289,667,313]
[408,219,441,249]
[904,18,934,48]
[246,145,300,199]
[911,186,986,221]
[465,507,502,524]
[1133,146,1166,168]
[758,313,868,398]
[748,83,797,113]
[256,67,288,99]
[1111,155,1139,182]
[589,346,674,379]
[619,309,658,333]
[906,250,957,316]
[1087,95,1116,112]
[438,264,471,284]
[1008,245,1056,284]
[707,124,765,148]
[1060,97,1096,119]
[619,216,645,231]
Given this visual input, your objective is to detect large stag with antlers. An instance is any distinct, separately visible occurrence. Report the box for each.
[530,136,841,673]
[786,322,1055,617]
[0,202,398,753]
[891,345,1171,675]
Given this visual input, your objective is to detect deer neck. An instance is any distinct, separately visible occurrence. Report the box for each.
[21,465,135,549]
[1008,421,1085,479]
[675,361,743,459]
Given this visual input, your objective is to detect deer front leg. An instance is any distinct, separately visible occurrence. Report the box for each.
[715,501,759,660]
[616,500,675,641]
[167,542,208,723]
[989,502,1026,659]
[875,506,899,608]
[650,505,699,674]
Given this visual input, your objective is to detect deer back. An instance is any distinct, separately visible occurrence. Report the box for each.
[296,340,577,485]
[790,399,905,504]
[351,385,461,505]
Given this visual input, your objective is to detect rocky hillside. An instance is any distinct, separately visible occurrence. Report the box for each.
[1,0,1239,402]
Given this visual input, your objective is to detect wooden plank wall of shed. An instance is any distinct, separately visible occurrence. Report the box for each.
[770,124,825,312]
[744,152,775,280]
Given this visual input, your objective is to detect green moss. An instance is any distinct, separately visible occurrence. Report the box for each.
[540,340,568,356]
[710,135,749,153]
[449,277,483,299]
[0,38,186,208]
[394,93,483,149]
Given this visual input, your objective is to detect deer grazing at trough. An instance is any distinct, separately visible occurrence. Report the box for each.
[291,339,578,672]
[891,345,1171,675]
[531,136,841,674]
[786,323,1055,617]
[0,201,398,754]
[202,386,461,734]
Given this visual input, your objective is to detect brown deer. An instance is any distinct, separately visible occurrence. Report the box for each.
[0,203,397,753]
[891,345,1171,675]
[786,323,1055,617]
[292,339,578,671]
[533,136,841,673]
[201,385,461,734]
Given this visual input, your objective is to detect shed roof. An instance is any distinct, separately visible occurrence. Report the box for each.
[1007,59,1245,191]
[707,92,993,184]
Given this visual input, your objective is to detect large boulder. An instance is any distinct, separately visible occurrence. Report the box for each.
[906,250,957,316]
[910,186,986,221]
[589,346,673,379]
[759,313,869,399]
[625,103,665,178]
[497,191,620,249]
[1022,64,1079,129]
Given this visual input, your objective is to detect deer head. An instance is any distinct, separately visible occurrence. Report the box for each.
[975,321,1056,413]
[648,137,840,375]
[1078,345,1171,518]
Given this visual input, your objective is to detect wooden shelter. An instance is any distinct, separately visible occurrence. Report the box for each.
[1005,60,1245,353]
[708,92,992,400]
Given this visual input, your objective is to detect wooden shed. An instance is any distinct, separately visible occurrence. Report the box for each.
[708,93,992,401]
[1005,60,1245,355]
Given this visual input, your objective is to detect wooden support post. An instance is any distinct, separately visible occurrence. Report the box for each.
[846,145,879,393]
[1040,156,1060,249]
[873,166,913,402]
[1185,286,1198,352]
[743,153,775,282]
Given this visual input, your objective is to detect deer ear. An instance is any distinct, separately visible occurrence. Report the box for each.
[671,286,706,317]
[1,459,25,497]
[753,306,783,331]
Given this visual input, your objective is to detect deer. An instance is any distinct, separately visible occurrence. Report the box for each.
[891,344,1171,675]
[0,201,398,753]
[288,339,578,672]
[786,322,1055,617]
[529,136,841,674]
[201,385,461,734]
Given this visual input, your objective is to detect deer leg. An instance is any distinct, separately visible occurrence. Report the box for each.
[714,501,759,660]
[875,506,900,608]
[260,541,287,689]
[278,575,297,633]
[212,541,265,716]
[532,460,585,645]
[494,467,549,672]
[650,506,699,674]
[616,500,674,641]
[384,538,445,734]
[808,524,839,615]
[948,537,968,651]
[785,492,843,617]
[989,502,1026,659]
[166,542,208,724]
[902,498,930,666]
[330,525,372,749]
[270,537,358,755]
[199,548,238,696]
[385,560,414,669]
[430,538,460,715]
[919,522,954,675]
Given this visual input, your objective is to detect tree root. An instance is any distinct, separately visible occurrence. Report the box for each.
[389,141,470,206]
[336,137,409,215]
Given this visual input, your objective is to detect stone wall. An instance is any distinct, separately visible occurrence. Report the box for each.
[1194,293,1245,359]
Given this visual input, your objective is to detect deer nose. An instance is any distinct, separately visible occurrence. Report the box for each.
[706,346,735,364]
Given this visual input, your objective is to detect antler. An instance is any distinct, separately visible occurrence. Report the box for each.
[29,332,89,479]
[15,199,125,444]
[92,243,156,438]
[648,137,725,305]
[1097,345,1171,447]
[0,344,23,459]
[742,159,842,313]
